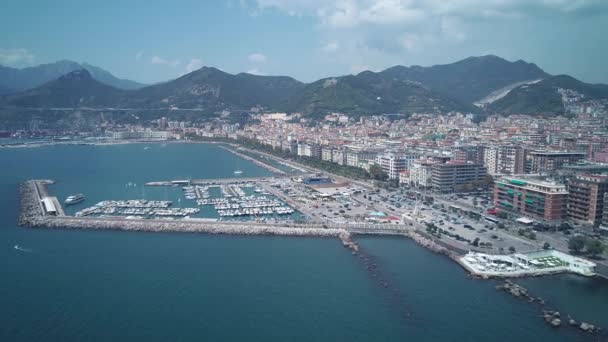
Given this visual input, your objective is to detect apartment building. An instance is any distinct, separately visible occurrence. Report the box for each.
[494,177,568,224]
[431,162,487,193]
[528,151,586,174]
[567,174,608,227]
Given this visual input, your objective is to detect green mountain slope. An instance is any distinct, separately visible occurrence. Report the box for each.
[490,75,608,115]
[381,55,549,104]
[280,71,477,116]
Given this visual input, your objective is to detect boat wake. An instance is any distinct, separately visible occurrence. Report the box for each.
[14,244,32,253]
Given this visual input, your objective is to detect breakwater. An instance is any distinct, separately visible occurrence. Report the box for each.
[218,145,286,175]
[18,180,48,226]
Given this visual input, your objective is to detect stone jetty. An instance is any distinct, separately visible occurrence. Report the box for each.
[19,180,47,226]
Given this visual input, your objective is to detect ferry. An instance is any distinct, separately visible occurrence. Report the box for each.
[65,194,85,205]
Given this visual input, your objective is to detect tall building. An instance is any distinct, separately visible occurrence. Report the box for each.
[376,153,418,179]
[431,162,487,193]
[409,161,434,187]
[484,145,526,175]
[454,145,485,164]
[567,174,608,227]
[494,177,568,224]
[347,149,378,168]
[321,146,333,162]
[528,151,586,174]
[484,146,499,175]
[332,149,346,165]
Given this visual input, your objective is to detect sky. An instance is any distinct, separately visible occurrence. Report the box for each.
[1,0,608,85]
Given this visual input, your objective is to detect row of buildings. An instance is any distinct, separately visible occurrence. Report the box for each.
[494,174,608,230]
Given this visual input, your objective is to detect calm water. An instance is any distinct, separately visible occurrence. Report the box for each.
[0,143,605,341]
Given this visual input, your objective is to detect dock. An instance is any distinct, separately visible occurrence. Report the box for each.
[146,176,283,187]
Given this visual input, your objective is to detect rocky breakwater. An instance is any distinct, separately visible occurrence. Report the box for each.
[18,180,46,226]
[28,215,350,238]
[496,280,602,335]
[339,232,359,254]
[406,230,453,256]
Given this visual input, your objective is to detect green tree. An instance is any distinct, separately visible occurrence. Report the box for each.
[543,242,551,250]
[508,246,516,253]
[471,238,480,247]
[527,232,537,240]
[568,236,586,254]
[586,239,605,258]
[369,164,388,181]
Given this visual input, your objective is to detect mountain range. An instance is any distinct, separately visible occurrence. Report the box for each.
[2,55,607,121]
[0,60,145,94]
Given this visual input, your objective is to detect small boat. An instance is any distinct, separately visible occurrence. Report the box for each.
[234,170,243,175]
[143,146,150,150]
[65,194,85,205]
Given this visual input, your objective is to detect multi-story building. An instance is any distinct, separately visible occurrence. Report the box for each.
[484,147,499,175]
[332,149,346,165]
[484,145,526,175]
[494,176,568,224]
[431,162,487,193]
[112,131,171,140]
[567,174,608,227]
[297,143,321,158]
[599,193,608,233]
[346,149,378,167]
[409,161,434,187]
[454,145,485,164]
[528,151,586,174]
[321,146,333,162]
[376,153,418,179]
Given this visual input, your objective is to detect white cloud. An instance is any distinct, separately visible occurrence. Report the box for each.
[322,40,340,52]
[248,52,267,63]
[251,0,603,25]
[0,48,35,66]
[185,58,204,73]
[135,51,143,61]
[440,16,466,43]
[246,0,606,79]
[151,56,180,67]
[246,68,267,75]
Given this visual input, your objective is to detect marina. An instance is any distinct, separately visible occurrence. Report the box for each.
[75,200,200,218]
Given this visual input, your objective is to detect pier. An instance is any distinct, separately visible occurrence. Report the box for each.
[145,176,283,187]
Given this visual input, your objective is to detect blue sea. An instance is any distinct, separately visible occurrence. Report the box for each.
[1,142,606,341]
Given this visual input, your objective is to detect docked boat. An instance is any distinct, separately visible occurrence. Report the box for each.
[65,194,85,205]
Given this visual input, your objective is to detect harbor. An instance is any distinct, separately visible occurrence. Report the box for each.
[19,178,601,280]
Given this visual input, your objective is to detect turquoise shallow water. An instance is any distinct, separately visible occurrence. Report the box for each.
[0,143,605,341]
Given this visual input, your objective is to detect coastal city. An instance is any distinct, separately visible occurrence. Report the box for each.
[4,2,608,340]
[10,106,608,281]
